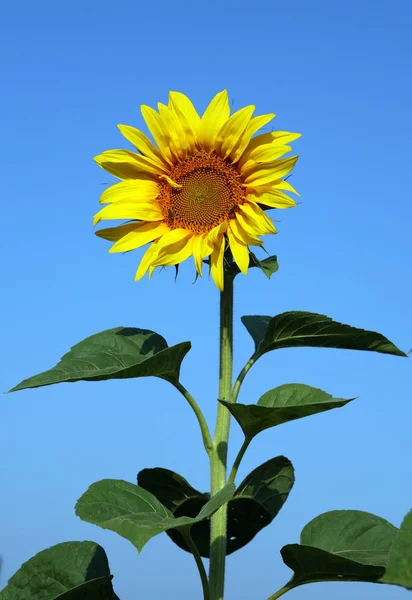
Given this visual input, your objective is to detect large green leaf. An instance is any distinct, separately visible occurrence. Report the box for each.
[137,458,294,557]
[380,509,412,589]
[281,510,397,587]
[0,541,116,600]
[241,311,406,357]
[10,327,191,391]
[75,479,235,553]
[220,384,354,439]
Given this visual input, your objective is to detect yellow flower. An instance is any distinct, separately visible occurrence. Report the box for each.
[94,90,300,290]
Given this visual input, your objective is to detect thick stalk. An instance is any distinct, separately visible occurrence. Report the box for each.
[209,271,234,600]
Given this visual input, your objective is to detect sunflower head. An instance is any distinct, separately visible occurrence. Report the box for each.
[94,90,300,290]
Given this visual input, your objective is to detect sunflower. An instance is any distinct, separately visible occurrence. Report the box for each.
[94,90,300,290]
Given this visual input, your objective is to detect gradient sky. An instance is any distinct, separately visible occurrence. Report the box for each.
[1,1,411,599]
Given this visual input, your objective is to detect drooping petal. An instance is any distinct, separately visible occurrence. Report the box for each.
[208,221,228,244]
[239,201,277,234]
[151,229,193,266]
[99,180,160,205]
[141,105,175,166]
[117,125,169,170]
[109,222,170,253]
[135,240,160,280]
[229,217,263,246]
[214,105,255,159]
[94,149,166,180]
[247,188,297,208]
[192,234,214,276]
[243,156,299,187]
[229,113,275,163]
[210,234,226,291]
[93,200,163,225]
[227,226,249,275]
[199,90,230,152]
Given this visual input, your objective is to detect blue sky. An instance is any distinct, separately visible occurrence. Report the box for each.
[1,1,411,599]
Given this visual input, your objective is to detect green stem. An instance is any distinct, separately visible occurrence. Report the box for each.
[181,529,210,600]
[232,352,259,404]
[209,271,234,600]
[266,584,295,600]
[228,437,251,484]
[172,380,213,455]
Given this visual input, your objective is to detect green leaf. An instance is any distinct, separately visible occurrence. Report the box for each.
[249,253,279,279]
[75,479,235,553]
[228,456,294,552]
[137,468,210,557]
[380,509,412,589]
[220,384,354,439]
[137,458,294,558]
[281,510,397,587]
[0,541,116,600]
[241,311,406,357]
[10,327,191,392]
[137,467,206,512]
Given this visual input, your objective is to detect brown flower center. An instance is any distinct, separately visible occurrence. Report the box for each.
[158,152,246,234]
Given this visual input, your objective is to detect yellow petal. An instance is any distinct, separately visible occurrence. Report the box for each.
[95,222,142,242]
[151,229,193,266]
[240,145,291,178]
[215,105,255,159]
[192,234,214,276]
[169,91,201,129]
[199,90,230,152]
[168,91,199,154]
[135,240,160,280]
[271,179,300,196]
[159,174,182,189]
[229,113,275,163]
[208,221,228,244]
[109,222,170,253]
[117,125,169,170]
[243,156,299,187]
[158,102,187,161]
[141,105,174,166]
[247,188,297,209]
[210,234,225,291]
[242,131,301,161]
[99,180,160,205]
[94,150,164,180]
[227,226,249,275]
[93,200,163,225]
[239,201,277,234]
[229,217,263,246]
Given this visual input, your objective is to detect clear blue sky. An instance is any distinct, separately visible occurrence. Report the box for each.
[1,1,411,599]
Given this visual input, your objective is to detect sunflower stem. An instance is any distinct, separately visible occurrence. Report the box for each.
[209,270,234,600]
